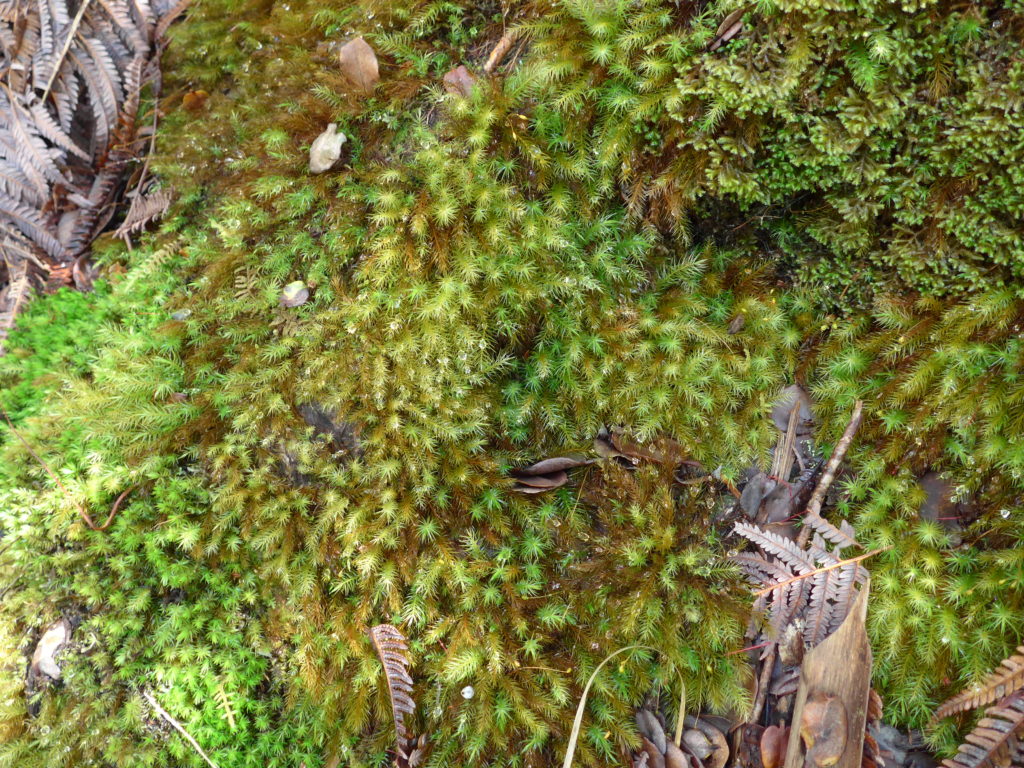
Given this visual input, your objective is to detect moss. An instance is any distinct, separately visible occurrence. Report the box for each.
[1,0,1023,766]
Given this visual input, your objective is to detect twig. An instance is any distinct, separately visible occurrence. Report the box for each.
[750,642,775,723]
[41,0,94,102]
[0,405,135,531]
[94,485,139,531]
[752,547,887,597]
[483,29,518,73]
[798,400,864,546]
[143,689,220,768]
[0,404,95,528]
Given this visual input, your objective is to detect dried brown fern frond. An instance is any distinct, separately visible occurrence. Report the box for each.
[941,692,1024,768]
[733,515,868,648]
[0,0,188,344]
[370,623,419,766]
[114,184,170,244]
[934,648,1024,722]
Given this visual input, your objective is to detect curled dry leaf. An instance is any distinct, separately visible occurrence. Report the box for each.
[684,717,729,768]
[338,36,379,93]
[683,729,714,760]
[443,65,476,98]
[643,737,668,768]
[309,123,347,174]
[665,741,693,768]
[30,618,70,680]
[280,280,309,307]
[637,708,668,755]
[511,455,590,493]
[760,725,791,768]
[708,4,753,52]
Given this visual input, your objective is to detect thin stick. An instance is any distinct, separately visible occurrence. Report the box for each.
[0,404,95,528]
[41,0,94,102]
[752,547,887,597]
[798,400,863,546]
[143,689,220,768]
[483,29,518,73]
[95,485,139,531]
[750,642,775,723]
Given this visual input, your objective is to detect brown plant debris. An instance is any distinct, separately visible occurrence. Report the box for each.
[338,36,379,93]
[934,647,1024,722]
[940,692,1024,768]
[370,624,425,767]
[0,0,188,339]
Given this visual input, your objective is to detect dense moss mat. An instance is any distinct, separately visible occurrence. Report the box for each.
[1,0,1023,766]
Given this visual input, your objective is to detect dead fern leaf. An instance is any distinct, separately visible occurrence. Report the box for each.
[214,681,236,730]
[934,648,1024,722]
[369,624,415,742]
[941,692,1024,768]
[114,184,171,244]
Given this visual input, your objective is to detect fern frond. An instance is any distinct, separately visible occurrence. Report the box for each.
[934,647,1024,722]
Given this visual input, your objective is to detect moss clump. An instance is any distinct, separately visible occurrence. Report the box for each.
[1,0,1023,766]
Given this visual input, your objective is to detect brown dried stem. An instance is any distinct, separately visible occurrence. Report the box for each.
[798,400,864,546]
[483,30,518,73]
[752,547,887,598]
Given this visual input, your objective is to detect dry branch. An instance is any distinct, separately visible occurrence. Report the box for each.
[799,400,863,546]
[483,29,518,73]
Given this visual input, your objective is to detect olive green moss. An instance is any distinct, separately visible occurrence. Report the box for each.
[1,0,1023,766]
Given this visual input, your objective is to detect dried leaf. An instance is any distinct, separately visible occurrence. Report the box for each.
[338,36,379,93]
[513,456,590,476]
[708,4,752,52]
[369,624,416,742]
[933,646,1024,722]
[643,738,668,768]
[280,280,309,307]
[512,470,568,489]
[637,709,668,755]
[442,64,476,98]
[684,729,714,760]
[685,717,729,768]
[940,692,1024,768]
[761,725,791,768]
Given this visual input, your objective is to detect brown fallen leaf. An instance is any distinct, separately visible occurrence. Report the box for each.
[443,65,476,98]
[728,314,746,334]
[338,36,380,92]
[684,729,714,760]
[512,470,568,489]
[665,740,693,768]
[685,717,729,768]
[708,5,753,52]
[514,456,591,475]
[761,725,791,768]
[643,737,668,768]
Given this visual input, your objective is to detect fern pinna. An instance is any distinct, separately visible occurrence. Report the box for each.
[932,648,1024,768]
[370,624,425,768]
